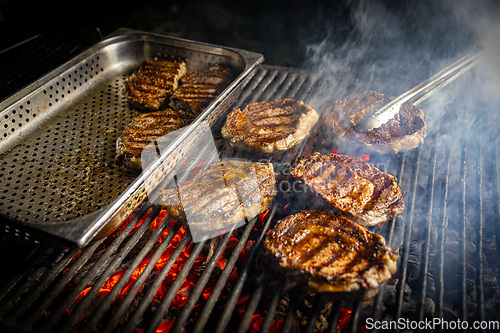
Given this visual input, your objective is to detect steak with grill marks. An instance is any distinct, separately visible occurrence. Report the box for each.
[290,153,404,226]
[116,109,195,170]
[160,160,276,235]
[170,64,234,115]
[324,91,426,154]
[264,210,398,299]
[221,99,319,153]
[125,60,187,110]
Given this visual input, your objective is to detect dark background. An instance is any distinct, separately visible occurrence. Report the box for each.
[0,0,352,67]
[0,0,498,100]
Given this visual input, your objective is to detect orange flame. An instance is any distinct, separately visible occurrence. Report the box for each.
[259,209,270,225]
[154,319,175,333]
[71,208,256,333]
[338,308,353,331]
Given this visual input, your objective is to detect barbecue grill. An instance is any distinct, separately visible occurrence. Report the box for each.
[1,21,500,333]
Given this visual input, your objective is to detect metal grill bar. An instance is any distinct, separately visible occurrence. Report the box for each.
[0,241,41,297]
[7,247,78,323]
[258,274,286,333]
[38,203,152,330]
[0,246,56,315]
[416,144,437,321]
[0,36,84,101]
[60,207,165,331]
[26,239,105,325]
[191,214,261,333]
[495,145,500,283]
[170,225,239,332]
[326,300,342,333]
[236,270,269,333]
[146,239,206,332]
[348,301,362,333]
[99,218,182,332]
[304,294,322,333]
[79,207,170,333]
[281,288,302,332]
[476,142,484,323]
[214,209,277,333]
[394,147,421,320]
[371,153,406,329]
[459,143,467,322]
[436,146,451,320]
[123,229,192,331]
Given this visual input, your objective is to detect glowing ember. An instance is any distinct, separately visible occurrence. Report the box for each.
[114,210,151,239]
[154,319,175,333]
[338,308,352,331]
[250,314,263,332]
[249,314,283,333]
[259,209,270,225]
[69,205,278,332]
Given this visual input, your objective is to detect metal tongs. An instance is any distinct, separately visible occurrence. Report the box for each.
[354,49,486,132]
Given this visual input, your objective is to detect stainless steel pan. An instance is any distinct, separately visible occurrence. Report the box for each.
[0,28,263,247]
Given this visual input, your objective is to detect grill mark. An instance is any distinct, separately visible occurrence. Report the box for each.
[125,60,186,110]
[160,161,276,231]
[342,238,383,278]
[170,64,233,114]
[291,153,404,225]
[264,210,396,296]
[297,234,339,266]
[327,91,426,146]
[117,108,193,163]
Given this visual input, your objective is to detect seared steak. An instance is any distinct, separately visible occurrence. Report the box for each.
[221,99,319,153]
[125,60,187,110]
[160,160,276,237]
[116,109,194,170]
[170,64,234,115]
[264,210,398,299]
[290,153,404,226]
[324,91,426,154]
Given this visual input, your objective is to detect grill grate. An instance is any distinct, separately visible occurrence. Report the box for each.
[0,35,86,104]
[0,64,499,332]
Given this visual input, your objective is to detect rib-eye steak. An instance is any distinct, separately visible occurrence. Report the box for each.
[264,210,398,299]
[125,60,187,110]
[170,64,234,115]
[221,99,319,153]
[290,153,404,226]
[323,91,426,154]
[116,109,195,170]
[160,160,276,237]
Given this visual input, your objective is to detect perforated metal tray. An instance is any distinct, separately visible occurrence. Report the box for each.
[0,28,263,247]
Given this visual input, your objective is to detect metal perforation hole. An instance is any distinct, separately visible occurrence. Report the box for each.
[0,62,139,224]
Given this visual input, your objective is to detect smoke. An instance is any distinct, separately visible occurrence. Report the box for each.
[303,0,500,140]
[299,2,500,310]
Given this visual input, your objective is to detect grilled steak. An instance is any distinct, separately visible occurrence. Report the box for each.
[221,99,319,153]
[264,210,398,299]
[116,109,195,170]
[170,64,234,115]
[125,60,187,110]
[290,153,404,226]
[160,160,276,238]
[324,91,426,154]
